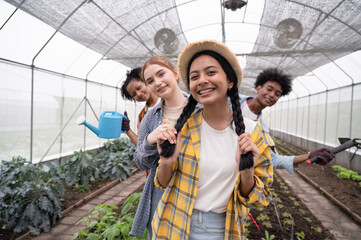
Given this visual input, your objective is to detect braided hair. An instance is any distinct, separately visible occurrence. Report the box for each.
[160,50,253,170]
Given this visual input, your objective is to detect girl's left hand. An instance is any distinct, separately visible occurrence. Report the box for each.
[235,133,260,168]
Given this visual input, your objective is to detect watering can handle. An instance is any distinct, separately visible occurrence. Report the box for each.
[101,111,116,116]
[306,139,360,164]
[101,111,126,118]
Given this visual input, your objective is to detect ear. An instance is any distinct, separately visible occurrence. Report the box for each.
[173,69,179,83]
[228,79,234,89]
[256,85,261,93]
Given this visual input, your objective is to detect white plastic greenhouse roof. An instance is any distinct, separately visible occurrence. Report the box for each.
[1,0,361,97]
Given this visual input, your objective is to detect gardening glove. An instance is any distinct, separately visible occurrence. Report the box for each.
[121,111,130,132]
[309,148,335,165]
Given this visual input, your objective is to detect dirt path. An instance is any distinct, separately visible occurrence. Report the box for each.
[277,169,361,240]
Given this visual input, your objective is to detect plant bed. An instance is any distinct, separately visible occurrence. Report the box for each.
[297,162,361,222]
[0,138,136,239]
[0,178,115,240]
[273,137,361,223]
[72,191,147,240]
[247,172,335,240]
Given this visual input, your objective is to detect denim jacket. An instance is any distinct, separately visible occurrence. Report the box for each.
[130,100,164,237]
[238,94,296,174]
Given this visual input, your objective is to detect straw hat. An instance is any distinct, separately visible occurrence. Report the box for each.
[178,40,243,89]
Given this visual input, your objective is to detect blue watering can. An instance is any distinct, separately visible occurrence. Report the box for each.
[76,111,127,139]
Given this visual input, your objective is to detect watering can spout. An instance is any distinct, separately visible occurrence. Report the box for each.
[76,116,100,136]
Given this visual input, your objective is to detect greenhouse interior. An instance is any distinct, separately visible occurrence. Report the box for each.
[1,0,361,239]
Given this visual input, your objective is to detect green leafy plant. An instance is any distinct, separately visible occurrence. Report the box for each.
[333,165,361,181]
[351,174,361,181]
[98,151,135,181]
[72,193,146,240]
[303,217,312,223]
[337,171,351,179]
[282,212,292,218]
[73,184,90,193]
[261,230,275,240]
[283,219,293,226]
[0,156,64,235]
[97,138,136,181]
[103,138,136,156]
[332,165,342,171]
[299,209,306,215]
[256,213,270,221]
[347,169,358,177]
[64,150,100,187]
[73,205,118,239]
[263,221,272,228]
[311,226,322,233]
[296,231,305,240]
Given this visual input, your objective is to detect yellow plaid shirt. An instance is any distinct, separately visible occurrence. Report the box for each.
[152,109,273,239]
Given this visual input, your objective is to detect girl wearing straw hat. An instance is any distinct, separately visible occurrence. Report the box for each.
[152,40,273,239]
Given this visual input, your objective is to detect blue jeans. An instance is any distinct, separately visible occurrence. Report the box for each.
[146,185,164,240]
[189,209,226,240]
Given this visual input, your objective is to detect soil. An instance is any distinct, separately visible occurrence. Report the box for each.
[61,178,115,210]
[247,172,334,240]
[246,136,361,240]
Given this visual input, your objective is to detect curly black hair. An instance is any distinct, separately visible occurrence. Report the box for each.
[254,68,293,96]
[120,67,143,101]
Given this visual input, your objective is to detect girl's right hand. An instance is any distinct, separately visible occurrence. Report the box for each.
[146,123,177,145]
[156,127,180,166]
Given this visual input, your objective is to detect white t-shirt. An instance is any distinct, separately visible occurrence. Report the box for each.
[241,100,259,120]
[193,116,256,213]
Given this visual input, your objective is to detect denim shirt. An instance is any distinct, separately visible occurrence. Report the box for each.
[131,96,197,237]
[130,100,164,237]
[238,94,296,174]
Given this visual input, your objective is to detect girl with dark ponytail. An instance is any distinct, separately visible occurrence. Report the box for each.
[152,40,273,240]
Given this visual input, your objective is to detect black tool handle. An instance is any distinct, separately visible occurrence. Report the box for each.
[306,139,356,164]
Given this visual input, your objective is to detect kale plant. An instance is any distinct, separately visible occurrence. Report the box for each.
[64,149,100,187]
[97,138,136,181]
[0,156,64,235]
